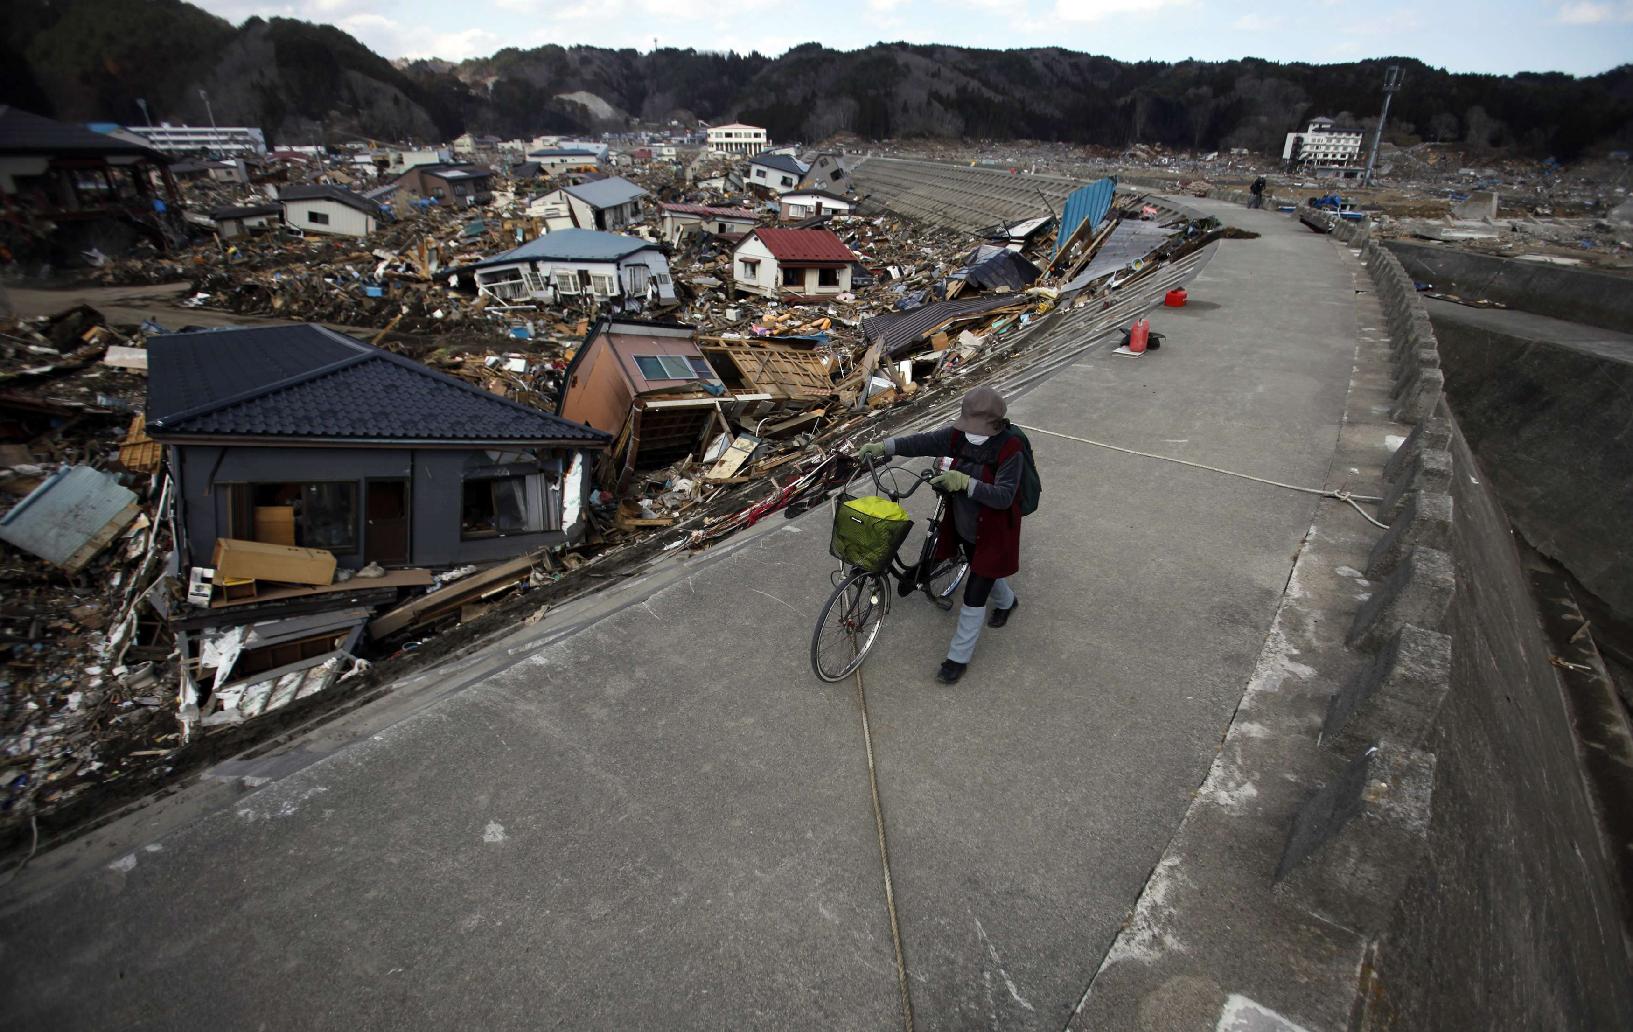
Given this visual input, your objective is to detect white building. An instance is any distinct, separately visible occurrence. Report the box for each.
[526,148,604,175]
[472,228,676,309]
[707,123,768,157]
[1282,117,1365,175]
[278,185,384,239]
[125,124,267,155]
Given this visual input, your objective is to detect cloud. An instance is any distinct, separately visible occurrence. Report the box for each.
[1231,13,1283,30]
[1555,1,1633,22]
[1052,0,1189,20]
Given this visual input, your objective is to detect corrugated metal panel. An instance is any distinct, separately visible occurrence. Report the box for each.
[1053,177,1118,257]
[0,465,139,571]
[1060,220,1176,293]
[862,294,1031,357]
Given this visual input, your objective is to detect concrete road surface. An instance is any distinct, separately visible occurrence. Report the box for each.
[0,200,1361,1030]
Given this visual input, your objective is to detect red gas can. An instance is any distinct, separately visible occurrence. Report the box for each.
[1164,288,1188,307]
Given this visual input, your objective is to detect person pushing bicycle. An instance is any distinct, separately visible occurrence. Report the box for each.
[857,385,1024,684]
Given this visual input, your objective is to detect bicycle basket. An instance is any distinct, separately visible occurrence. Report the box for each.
[831,494,913,574]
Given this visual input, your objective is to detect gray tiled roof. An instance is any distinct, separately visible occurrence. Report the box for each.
[475,227,657,267]
[563,176,648,210]
[748,152,808,177]
[146,325,606,445]
[279,184,384,218]
[0,106,160,158]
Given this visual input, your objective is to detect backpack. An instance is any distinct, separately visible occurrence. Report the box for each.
[953,425,1041,518]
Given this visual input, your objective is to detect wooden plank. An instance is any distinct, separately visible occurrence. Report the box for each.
[209,568,431,609]
[367,551,547,639]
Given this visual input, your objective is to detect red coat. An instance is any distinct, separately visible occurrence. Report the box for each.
[931,432,1024,579]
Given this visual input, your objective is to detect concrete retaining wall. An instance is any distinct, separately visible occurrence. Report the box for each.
[1291,214,1633,1030]
[1430,313,1633,623]
[1384,239,1633,335]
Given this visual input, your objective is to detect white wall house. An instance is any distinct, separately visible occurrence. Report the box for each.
[778,189,854,221]
[731,228,854,301]
[707,123,768,156]
[1282,117,1365,174]
[472,228,676,310]
[746,153,808,197]
[278,185,382,239]
[527,148,604,175]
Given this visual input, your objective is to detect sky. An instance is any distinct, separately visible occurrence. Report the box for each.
[191,0,1633,77]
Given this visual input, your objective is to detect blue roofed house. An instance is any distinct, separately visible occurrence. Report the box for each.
[527,175,648,232]
[745,151,810,197]
[470,228,676,310]
[145,325,609,572]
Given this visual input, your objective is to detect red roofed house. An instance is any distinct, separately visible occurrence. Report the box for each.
[732,227,855,301]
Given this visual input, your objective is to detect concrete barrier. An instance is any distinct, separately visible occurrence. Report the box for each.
[1383,415,1451,482]
[1348,545,1455,650]
[1366,489,1453,579]
[1273,743,1436,934]
[1323,624,1454,755]
[1380,446,1451,522]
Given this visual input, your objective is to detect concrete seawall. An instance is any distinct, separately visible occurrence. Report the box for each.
[1323,221,1633,1029]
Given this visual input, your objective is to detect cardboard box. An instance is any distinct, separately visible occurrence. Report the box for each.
[211,538,336,586]
[253,505,297,546]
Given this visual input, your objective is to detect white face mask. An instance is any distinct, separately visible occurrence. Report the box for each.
[963,432,990,445]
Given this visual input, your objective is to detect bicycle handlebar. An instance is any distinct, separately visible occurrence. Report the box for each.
[861,453,937,501]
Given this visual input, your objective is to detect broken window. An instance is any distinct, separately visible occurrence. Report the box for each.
[230,482,358,552]
[308,210,330,225]
[553,270,579,294]
[740,258,760,279]
[818,267,840,287]
[755,168,767,179]
[781,176,793,187]
[591,272,616,296]
[782,266,804,287]
[624,264,649,293]
[461,451,554,539]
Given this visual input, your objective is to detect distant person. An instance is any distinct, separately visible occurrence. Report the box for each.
[1248,176,1267,209]
[857,386,1027,684]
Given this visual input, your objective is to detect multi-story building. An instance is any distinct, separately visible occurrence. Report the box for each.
[707,123,768,157]
[125,124,267,156]
[1282,117,1365,177]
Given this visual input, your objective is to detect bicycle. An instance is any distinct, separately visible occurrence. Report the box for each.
[809,455,971,683]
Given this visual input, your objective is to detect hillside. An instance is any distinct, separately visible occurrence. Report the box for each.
[2,0,1630,158]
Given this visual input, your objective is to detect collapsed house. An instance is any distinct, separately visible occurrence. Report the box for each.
[732,227,856,300]
[527,147,604,175]
[657,202,760,245]
[470,228,676,308]
[559,318,828,485]
[278,184,386,239]
[145,324,609,571]
[798,152,852,193]
[529,176,648,232]
[393,163,496,207]
[0,105,183,263]
[210,203,282,240]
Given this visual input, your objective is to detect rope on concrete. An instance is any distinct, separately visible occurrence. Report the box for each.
[1014,423,1391,530]
[853,661,915,1032]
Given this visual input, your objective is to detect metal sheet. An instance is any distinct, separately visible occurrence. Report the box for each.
[0,465,139,570]
[1061,220,1176,294]
[1053,177,1118,257]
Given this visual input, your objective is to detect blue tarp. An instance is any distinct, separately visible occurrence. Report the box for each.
[1053,177,1117,257]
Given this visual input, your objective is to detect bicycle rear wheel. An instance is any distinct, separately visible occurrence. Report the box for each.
[924,556,970,610]
[811,569,891,682]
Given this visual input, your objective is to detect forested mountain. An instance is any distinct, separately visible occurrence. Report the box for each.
[4,0,1630,158]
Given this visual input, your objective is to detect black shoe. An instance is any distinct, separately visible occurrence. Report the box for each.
[935,660,967,684]
[988,599,1018,628]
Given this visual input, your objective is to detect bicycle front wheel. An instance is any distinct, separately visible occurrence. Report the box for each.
[811,569,891,682]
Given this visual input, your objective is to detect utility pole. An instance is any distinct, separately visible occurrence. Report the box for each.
[199,89,217,130]
[1362,65,1402,188]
